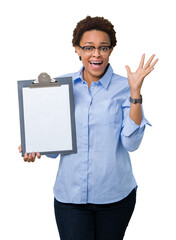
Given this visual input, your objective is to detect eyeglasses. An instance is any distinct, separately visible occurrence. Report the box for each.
[79,45,112,56]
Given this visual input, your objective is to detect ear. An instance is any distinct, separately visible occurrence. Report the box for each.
[75,46,81,57]
[109,47,114,56]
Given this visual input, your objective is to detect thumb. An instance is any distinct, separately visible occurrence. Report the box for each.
[125,65,131,74]
[18,145,22,153]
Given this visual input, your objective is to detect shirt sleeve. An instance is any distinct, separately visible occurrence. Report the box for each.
[46,154,59,159]
[120,96,151,152]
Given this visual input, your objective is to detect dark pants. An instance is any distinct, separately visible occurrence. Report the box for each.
[54,188,136,240]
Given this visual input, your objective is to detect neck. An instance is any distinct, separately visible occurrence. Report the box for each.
[83,64,109,88]
[83,71,101,88]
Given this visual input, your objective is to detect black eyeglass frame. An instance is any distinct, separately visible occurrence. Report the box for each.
[79,45,112,52]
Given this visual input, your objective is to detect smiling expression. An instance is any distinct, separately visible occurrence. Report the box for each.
[75,30,113,86]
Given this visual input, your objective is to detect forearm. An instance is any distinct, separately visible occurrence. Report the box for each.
[121,89,151,152]
[129,90,142,125]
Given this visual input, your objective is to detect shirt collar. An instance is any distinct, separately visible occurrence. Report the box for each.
[72,66,84,83]
[72,64,114,90]
[99,64,113,89]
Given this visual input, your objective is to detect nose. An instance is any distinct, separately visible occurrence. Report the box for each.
[92,48,101,57]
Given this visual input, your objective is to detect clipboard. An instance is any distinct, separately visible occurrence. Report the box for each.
[18,73,77,157]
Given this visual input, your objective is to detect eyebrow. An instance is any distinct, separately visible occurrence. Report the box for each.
[84,41,109,45]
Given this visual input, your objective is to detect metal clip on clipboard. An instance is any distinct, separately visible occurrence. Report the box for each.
[30,72,61,88]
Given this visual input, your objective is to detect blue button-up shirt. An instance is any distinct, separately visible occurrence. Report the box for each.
[48,64,150,204]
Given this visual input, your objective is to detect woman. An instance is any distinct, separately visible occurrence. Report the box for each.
[19,16,158,240]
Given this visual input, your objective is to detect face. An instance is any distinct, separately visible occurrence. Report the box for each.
[75,30,113,83]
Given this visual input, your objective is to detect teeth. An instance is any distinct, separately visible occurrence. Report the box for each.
[90,61,102,64]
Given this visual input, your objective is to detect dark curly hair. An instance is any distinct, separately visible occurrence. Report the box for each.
[72,16,117,47]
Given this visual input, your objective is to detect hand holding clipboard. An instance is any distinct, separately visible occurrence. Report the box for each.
[18,145,41,162]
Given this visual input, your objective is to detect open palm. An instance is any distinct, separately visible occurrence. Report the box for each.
[125,54,159,92]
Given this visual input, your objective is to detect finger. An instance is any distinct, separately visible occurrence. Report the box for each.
[18,145,22,153]
[138,53,145,69]
[31,152,36,162]
[144,54,155,70]
[125,65,131,74]
[37,152,41,159]
[28,153,32,162]
[149,58,159,68]
[143,58,158,77]
[144,67,155,78]
[23,153,28,162]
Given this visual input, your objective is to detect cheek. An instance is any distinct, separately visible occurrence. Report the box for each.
[81,57,90,66]
[103,57,109,64]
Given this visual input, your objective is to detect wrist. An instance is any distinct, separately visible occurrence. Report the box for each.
[130,90,141,99]
[130,94,142,104]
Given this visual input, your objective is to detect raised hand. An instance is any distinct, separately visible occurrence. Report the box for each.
[125,54,159,95]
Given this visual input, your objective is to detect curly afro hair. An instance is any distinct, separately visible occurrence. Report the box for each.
[72,16,117,48]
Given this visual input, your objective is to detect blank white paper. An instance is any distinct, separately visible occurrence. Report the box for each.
[22,85,72,153]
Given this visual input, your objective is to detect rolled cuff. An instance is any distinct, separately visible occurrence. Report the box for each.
[122,114,151,137]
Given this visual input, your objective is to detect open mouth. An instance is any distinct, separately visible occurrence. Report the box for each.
[89,61,103,66]
[89,61,103,70]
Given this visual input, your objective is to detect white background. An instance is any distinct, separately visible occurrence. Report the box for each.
[0,0,175,239]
